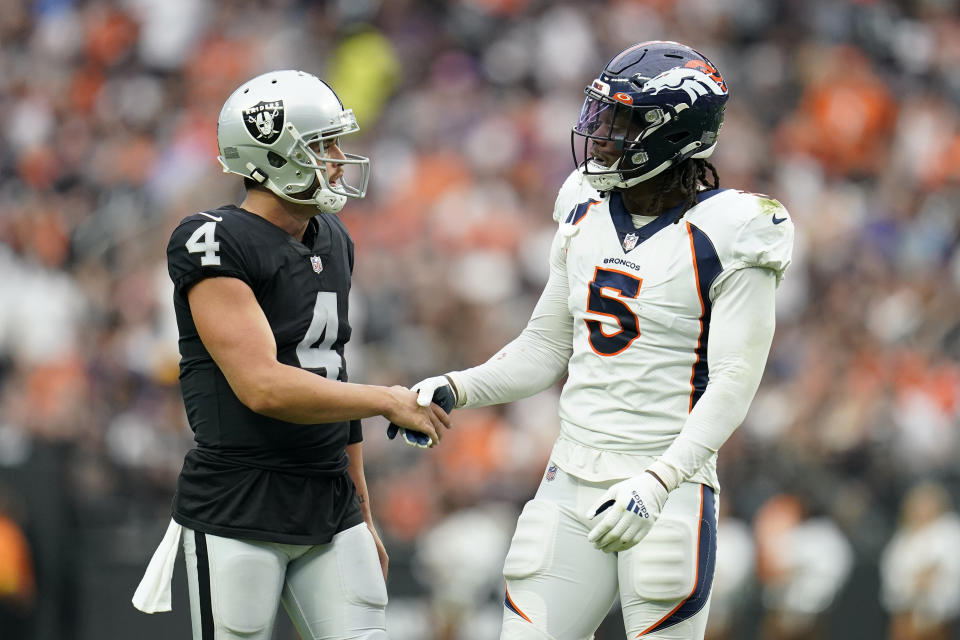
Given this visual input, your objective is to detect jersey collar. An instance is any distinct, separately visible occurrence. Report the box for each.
[608,189,727,253]
[230,206,331,256]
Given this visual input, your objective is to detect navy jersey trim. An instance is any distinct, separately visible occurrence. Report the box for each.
[639,486,717,636]
[504,584,533,623]
[608,189,728,254]
[564,199,601,225]
[686,222,723,409]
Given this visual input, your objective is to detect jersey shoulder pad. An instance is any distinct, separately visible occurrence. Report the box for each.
[695,190,795,284]
[552,170,600,223]
[167,207,254,291]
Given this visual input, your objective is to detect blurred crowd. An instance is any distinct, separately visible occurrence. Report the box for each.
[1,0,960,638]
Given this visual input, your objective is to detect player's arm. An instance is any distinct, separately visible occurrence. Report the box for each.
[188,276,449,443]
[390,189,583,448]
[391,228,572,447]
[441,227,575,408]
[346,442,388,579]
[646,266,777,489]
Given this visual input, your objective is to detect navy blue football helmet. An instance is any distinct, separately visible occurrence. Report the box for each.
[572,41,729,190]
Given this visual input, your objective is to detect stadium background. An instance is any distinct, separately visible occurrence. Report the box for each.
[2,0,960,638]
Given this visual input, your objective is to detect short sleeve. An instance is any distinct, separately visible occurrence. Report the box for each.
[552,170,597,222]
[730,198,795,285]
[348,419,363,444]
[167,216,253,294]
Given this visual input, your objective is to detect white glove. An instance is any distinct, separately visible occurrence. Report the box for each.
[586,471,669,553]
[386,376,457,449]
[412,376,456,409]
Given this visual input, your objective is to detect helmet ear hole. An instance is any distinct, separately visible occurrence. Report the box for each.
[267,151,287,168]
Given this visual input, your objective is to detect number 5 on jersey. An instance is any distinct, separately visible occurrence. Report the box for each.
[586,267,642,356]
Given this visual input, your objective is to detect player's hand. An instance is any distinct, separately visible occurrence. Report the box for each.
[585,472,669,553]
[386,376,456,448]
[382,385,450,448]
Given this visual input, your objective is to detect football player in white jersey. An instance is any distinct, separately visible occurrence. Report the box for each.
[403,41,794,639]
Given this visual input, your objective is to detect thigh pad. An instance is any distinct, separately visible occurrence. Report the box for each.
[625,514,697,602]
[502,499,560,580]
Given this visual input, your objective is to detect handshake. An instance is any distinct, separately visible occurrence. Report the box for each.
[385,376,457,448]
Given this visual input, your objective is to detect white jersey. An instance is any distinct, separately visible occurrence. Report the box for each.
[549,171,793,486]
[448,170,794,489]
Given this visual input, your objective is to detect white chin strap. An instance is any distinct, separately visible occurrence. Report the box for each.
[313,187,347,213]
[582,158,673,191]
[259,166,347,213]
[311,166,348,213]
[582,140,718,191]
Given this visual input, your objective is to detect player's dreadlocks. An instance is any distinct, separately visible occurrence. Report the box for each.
[639,158,720,223]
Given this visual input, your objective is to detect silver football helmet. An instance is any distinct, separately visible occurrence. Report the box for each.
[217,70,370,213]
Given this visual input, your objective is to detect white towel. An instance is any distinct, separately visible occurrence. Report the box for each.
[132,519,183,613]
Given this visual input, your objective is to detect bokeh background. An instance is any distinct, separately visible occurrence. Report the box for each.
[2,0,960,638]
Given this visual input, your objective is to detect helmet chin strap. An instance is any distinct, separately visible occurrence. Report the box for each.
[583,157,675,191]
[310,169,347,213]
[582,138,718,191]
[582,159,625,190]
[313,187,347,213]
[240,159,347,213]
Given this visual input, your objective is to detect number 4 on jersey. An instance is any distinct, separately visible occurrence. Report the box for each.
[296,292,342,380]
[185,221,221,266]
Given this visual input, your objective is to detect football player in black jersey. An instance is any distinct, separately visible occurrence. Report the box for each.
[132,70,450,640]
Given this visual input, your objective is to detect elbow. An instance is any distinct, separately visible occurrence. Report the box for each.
[708,357,763,399]
[241,390,275,416]
[235,387,268,415]
[231,377,281,417]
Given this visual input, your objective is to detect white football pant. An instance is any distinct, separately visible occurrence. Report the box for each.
[182,523,387,639]
[501,466,717,639]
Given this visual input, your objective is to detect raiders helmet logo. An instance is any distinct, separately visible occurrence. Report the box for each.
[243,100,285,144]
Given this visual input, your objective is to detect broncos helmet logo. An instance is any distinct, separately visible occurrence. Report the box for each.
[641,67,727,105]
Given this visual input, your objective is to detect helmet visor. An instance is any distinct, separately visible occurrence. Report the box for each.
[574,94,662,151]
[572,93,659,180]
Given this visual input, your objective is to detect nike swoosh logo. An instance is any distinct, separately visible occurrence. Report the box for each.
[200,212,223,222]
[771,214,787,225]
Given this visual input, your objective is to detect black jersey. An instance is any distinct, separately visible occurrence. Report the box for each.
[166,205,363,544]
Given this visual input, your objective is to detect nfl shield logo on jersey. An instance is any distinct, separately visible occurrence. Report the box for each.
[545,463,558,482]
[623,233,639,251]
[310,256,323,273]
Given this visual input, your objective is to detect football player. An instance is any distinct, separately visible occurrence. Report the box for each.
[132,70,450,640]
[408,42,794,639]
